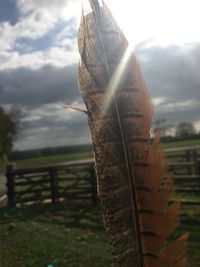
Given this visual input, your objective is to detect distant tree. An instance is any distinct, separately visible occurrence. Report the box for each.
[0,106,23,161]
[175,122,196,137]
[9,105,25,134]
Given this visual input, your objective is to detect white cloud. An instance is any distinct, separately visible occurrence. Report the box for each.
[30,103,72,120]
[17,14,56,39]
[0,14,55,51]
[0,46,79,70]
[22,115,41,122]
[0,22,16,51]
[15,0,80,41]
[48,47,79,66]
[55,25,78,49]
[0,0,80,69]
[159,99,200,113]
[17,0,79,19]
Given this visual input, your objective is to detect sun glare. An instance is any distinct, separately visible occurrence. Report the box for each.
[101,45,133,117]
[106,0,200,47]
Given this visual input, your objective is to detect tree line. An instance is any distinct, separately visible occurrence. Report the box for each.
[153,119,197,138]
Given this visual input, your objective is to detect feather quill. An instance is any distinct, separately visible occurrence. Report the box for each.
[77,1,187,266]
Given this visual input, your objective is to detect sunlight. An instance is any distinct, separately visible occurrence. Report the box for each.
[106,0,200,47]
[194,120,200,132]
[101,45,133,117]
[152,97,166,106]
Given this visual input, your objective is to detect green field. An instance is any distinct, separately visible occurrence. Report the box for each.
[0,203,199,267]
[0,151,93,172]
[163,138,200,149]
[14,151,93,170]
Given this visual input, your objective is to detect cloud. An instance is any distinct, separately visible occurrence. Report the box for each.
[0,63,89,150]
[0,15,55,51]
[15,18,77,53]
[0,48,79,70]
[0,27,200,149]
[0,16,79,70]
[17,0,79,19]
[0,0,80,70]
[135,42,200,125]
[15,103,90,150]
[0,64,80,107]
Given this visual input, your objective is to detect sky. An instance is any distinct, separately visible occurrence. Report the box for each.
[0,0,200,150]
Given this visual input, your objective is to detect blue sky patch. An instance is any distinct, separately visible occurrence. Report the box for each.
[0,0,20,25]
[13,18,77,54]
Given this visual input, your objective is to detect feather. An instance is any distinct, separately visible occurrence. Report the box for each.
[77,1,187,266]
[59,101,88,114]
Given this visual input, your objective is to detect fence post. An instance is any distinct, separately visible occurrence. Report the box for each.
[198,161,200,187]
[186,150,192,175]
[49,169,59,204]
[192,149,198,175]
[6,164,16,207]
[90,167,97,206]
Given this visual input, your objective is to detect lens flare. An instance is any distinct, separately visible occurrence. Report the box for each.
[101,45,133,117]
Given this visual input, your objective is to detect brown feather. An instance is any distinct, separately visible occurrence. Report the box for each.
[77,1,187,266]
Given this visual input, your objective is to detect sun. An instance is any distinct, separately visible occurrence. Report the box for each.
[106,0,200,47]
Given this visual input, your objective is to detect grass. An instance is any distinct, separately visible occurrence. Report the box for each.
[14,151,93,169]
[0,151,93,173]
[163,138,200,149]
[0,203,113,267]
[0,203,199,267]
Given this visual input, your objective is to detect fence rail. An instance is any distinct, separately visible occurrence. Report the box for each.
[4,146,200,207]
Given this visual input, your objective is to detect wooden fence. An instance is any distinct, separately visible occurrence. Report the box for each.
[5,146,200,207]
[6,162,97,207]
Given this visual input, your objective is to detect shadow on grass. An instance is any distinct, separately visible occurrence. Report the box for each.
[0,202,105,230]
[1,201,200,229]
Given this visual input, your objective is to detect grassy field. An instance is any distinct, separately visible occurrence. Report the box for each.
[0,151,93,173]
[0,203,199,267]
[163,138,200,149]
[14,151,93,170]
[0,203,112,267]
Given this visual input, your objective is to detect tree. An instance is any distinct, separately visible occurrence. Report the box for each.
[9,105,25,134]
[175,122,196,137]
[0,107,18,160]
